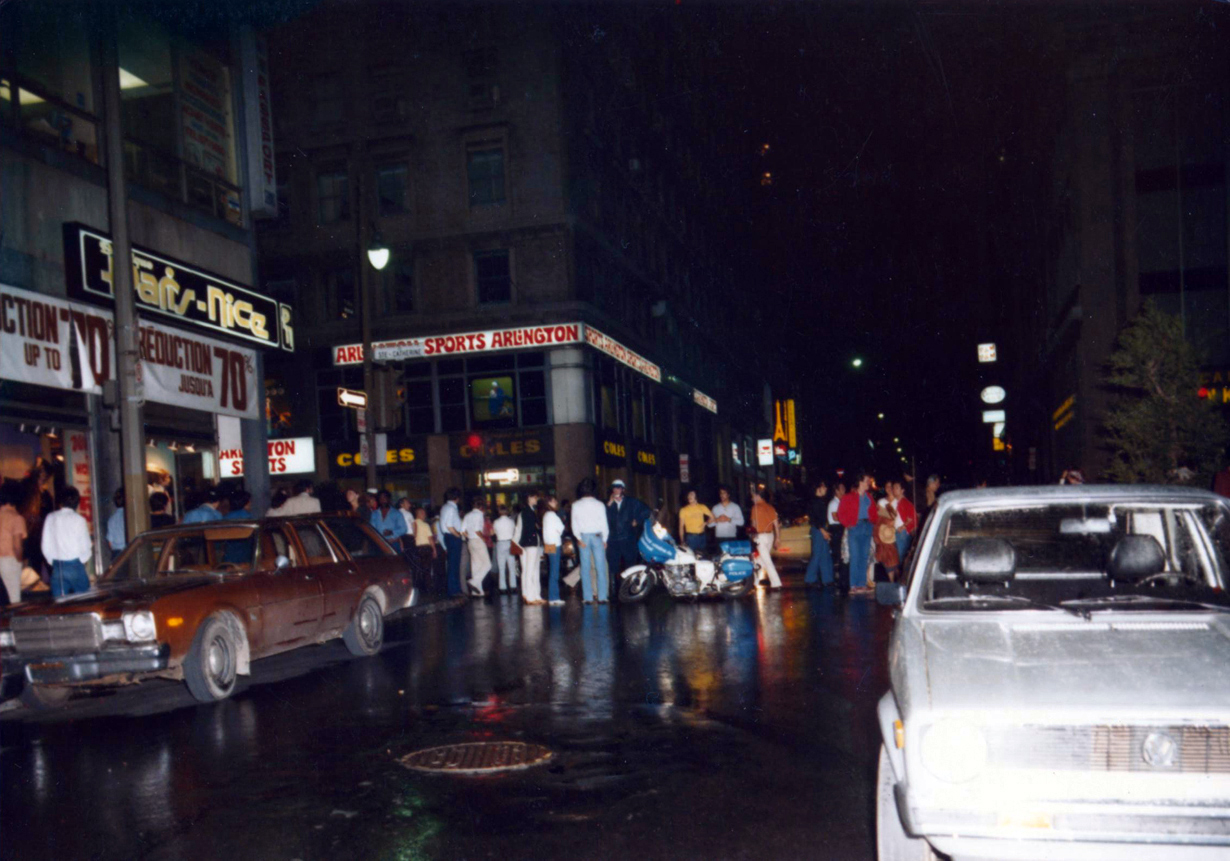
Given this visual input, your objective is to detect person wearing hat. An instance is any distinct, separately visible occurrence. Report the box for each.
[182,487,223,524]
[606,479,649,579]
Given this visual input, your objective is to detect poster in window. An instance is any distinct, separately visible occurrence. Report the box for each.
[470,376,515,423]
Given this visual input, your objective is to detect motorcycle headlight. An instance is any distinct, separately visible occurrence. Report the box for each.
[0,630,13,649]
[122,611,157,643]
[921,718,987,783]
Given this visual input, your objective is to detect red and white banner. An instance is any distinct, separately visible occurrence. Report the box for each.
[219,436,314,477]
[65,430,94,528]
[0,283,112,394]
[583,326,661,382]
[692,389,718,414]
[334,322,584,365]
[1,283,258,419]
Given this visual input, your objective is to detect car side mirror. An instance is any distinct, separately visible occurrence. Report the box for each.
[876,582,905,607]
[275,555,290,571]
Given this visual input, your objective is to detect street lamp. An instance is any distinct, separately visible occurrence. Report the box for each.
[877,412,885,420]
[367,232,390,271]
[851,357,864,369]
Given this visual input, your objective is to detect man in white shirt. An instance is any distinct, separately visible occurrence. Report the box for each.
[438,488,465,597]
[41,487,93,597]
[275,479,322,516]
[570,478,610,603]
[461,497,492,597]
[709,484,744,541]
[491,504,519,593]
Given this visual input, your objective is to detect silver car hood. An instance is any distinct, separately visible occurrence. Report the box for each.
[920,614,1230,715]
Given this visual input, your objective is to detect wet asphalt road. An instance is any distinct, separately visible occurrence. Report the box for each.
[0,564,894,861]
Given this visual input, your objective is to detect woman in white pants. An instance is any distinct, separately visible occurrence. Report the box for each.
[461,497,492,596]
[516,490,545,605]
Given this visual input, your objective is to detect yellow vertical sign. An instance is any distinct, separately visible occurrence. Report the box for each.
[786,399,797,447]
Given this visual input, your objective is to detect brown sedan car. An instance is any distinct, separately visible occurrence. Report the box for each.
[0,514,415,708]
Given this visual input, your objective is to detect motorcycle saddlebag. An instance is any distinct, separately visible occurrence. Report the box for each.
[720,557,755,580]
[719,540,753,557]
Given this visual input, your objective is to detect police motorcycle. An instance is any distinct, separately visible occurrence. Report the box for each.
[617,518,758,602]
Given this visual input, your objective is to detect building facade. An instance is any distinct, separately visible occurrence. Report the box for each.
[0,2,285,564]
[259,3,774,515]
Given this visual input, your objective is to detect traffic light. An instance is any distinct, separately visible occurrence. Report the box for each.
[372,367,404,431]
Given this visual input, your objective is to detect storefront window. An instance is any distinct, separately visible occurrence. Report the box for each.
[9,3,94,112]
[631,380,647,441]
[439,376,467,432]
[405,380,434,433]
[519,369,547,426]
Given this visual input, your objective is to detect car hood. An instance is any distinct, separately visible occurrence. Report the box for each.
[5,576,228,617]
[920,615,1230,715]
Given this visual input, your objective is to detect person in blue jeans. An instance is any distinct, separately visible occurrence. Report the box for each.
[542,494,567,604]
[570,478,610,603]
[836,471,877,593]
[438,488,465,597]
[41,487,93,597]
[804,481,834,587]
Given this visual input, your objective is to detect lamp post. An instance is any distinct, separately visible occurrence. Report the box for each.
[357,165,390,491]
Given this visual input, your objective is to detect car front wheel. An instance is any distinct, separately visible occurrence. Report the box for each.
[343,596,384,656]
[876,745,938,861]
[184,615,239,703]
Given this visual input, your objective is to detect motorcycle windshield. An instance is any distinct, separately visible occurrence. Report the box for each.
[639,519,678,564]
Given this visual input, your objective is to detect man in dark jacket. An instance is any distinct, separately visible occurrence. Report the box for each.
[606,479,649,578]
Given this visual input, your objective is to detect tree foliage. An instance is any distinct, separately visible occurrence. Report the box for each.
[1101,301,1229,486]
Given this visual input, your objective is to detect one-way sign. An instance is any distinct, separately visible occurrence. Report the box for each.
[337,387,368,409]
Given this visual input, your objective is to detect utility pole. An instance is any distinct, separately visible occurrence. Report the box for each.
[356,162,379,491]
[100,12,150,540]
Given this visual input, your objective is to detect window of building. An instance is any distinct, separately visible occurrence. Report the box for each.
[317,166,349,224]
[631,379,647,441]
[324,267,357,321]
[274,156,292,222]
[467,143,505,206]
[312,75,343,125]
[475,250,512,304]
[595,357,619,431]
[368,64,405,122]
[519,367,548,427]
[439,376,468,433]
[382,259,414,315]
[376,162,408,215]
[463,47,497,109]
[405,379,435,434]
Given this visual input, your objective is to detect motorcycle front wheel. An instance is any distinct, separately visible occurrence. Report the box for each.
[618,567,654,603]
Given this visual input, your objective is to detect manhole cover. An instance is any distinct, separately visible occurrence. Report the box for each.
[399,742,553,775]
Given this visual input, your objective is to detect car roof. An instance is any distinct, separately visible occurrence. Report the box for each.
[141,512,357,535]
[934,484,1224,512]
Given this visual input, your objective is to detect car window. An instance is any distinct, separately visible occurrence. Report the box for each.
[294,523,337,565]
[104,526,258,581]
[253,525,299,572]
[323,516,396,559]
[922,501,1229,609]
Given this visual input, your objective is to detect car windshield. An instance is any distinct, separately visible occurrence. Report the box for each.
[919,499,1230,612]
[103,525,263,582]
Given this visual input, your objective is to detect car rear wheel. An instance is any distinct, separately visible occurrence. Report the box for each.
[876,746,938,861]
[20,683,72,711]
[343,596,384,657]
[184,615,239,703]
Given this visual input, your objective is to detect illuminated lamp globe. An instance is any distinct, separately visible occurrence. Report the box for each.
[367,235,390,271]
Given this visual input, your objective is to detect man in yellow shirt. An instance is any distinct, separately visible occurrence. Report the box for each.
[678,490,714,552]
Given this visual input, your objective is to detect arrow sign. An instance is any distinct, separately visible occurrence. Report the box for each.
[337,387,368,409]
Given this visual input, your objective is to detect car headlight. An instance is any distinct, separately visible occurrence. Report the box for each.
[0,630,12,649]
[122,611,157,643]
[921,718,988,783]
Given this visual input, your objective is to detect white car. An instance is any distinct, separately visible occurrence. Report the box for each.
[876,485,1230,860]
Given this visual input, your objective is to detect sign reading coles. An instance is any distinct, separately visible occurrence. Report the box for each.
[63,223,294,352]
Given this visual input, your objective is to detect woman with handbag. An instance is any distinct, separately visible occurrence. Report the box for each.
[516,489,545,605]
[541,494,566,606]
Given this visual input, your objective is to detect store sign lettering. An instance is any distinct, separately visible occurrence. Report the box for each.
[335,447,417,468]
[584,325,662,383]
[636,449,656,466]
[64,223,294,352]
[0,283,258,419]
[220,437,314,476]
[333,323,583,365]
[460,439,542,459]
[602,440,627,459]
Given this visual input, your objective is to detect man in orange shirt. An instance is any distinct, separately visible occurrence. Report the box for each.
[0,483,29,604]
[749,489,782,589]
